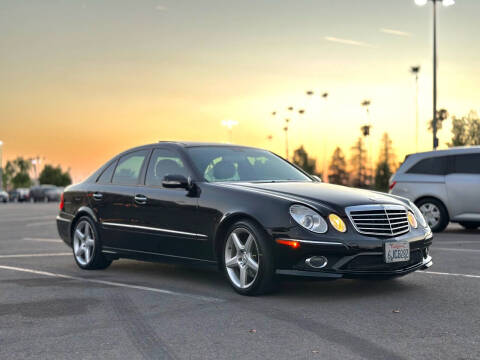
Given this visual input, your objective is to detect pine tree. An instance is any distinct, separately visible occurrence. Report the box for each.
[350,138,368,188]
[374,133,397,192]
[328,147,349,185]
[292,145,317,175]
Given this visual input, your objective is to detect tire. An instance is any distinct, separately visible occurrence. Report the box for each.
[222,219,277,296]
[459,222,480,230]
[416,198,449,233]
[72,216,112,270]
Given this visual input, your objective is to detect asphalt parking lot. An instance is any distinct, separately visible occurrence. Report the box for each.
[0,203,479,360]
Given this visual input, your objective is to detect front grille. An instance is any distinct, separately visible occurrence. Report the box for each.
[346,204,410,237]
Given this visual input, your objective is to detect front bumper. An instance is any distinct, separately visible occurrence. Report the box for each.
[274,229,433,279]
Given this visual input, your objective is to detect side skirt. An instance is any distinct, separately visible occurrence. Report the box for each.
[102,246,218,268]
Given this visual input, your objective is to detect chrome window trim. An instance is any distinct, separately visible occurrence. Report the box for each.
[101,222,208,239]
[345,204,410,237]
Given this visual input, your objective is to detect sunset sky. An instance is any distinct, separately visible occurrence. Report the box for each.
[1,0,479,182]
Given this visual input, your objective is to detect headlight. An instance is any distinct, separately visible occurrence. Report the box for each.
[328,214,347,233]
[409,201,428,228]
[289,205,328,233]
[407,211,418,229]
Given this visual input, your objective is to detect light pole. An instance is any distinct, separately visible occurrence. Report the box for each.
[306,90,330,181]
[221,119,238,143]
[410,65,421,151]
[415,0,455,150]
[284,119,290,160]
[0,140,3,190]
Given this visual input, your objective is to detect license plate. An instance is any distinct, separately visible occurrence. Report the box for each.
[385,241,410,263]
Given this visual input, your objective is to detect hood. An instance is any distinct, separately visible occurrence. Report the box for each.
[225,182,408,215]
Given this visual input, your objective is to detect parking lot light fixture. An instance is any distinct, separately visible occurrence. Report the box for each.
[221,119,238,143]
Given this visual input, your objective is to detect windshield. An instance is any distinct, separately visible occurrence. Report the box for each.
[187,146,312,183]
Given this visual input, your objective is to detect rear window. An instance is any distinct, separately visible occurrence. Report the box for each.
[112,150,149,185]
[454,153,480,174]
[406,156,450,175]
[97,161,116,184]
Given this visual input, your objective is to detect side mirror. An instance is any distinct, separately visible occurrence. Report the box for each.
[162,174,192,189]
[312,175,322,182]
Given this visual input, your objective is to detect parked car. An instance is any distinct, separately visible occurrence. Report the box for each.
[0,190,8,203]
[45,186,63,202]
[57,142,433,295]
[9,188,30,202]
[30,185,57,202]
[390,146,480,232]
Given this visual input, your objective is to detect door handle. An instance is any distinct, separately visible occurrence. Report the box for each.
[92,192,103,201]
[134,194,148,205]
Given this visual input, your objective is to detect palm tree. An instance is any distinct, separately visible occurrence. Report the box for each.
[410,66,421,151]
[361,99,371,115]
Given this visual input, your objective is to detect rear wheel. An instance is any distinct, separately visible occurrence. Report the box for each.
[459,222,480,230]
[416,198,449,232]
[222,220,276,296]
[72,216,112,270]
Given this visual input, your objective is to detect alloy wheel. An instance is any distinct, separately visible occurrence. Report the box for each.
[73,220,95,266]
[419,203,441,228]
[224,228,260,289]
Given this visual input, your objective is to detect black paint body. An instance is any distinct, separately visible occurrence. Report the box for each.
[57,142,433,279]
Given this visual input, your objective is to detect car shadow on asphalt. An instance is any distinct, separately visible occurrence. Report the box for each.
[277,277,421,300]
[107,259,421,300]
[442,226,480,235]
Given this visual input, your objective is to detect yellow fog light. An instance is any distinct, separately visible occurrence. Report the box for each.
[328,214,347,233]
[407,211,418,229]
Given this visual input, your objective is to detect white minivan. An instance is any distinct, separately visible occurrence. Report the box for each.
[389,146,480,232]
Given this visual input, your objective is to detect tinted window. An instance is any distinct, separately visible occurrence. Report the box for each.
[407,156,449,175]
[146,149,189,186]
[454,154,480,174]
[97,161,116,184]
[112,150,149,185]
[187,147,311,182]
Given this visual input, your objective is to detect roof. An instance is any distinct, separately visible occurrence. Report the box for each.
[157,141,260,149]
[406,146,480,158]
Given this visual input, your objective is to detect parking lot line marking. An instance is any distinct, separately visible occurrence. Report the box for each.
[0,216,55,223]
[432,247,480,253]
[22,237,63,243]
[0,265,223,302]
[421,271,480,279]
[438,240,480,245]
[25,221,55,227]
[0,253,71,258]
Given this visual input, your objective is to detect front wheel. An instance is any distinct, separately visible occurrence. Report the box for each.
[416,198,449,232]
[72,216,112,270]
[223,220,276,296]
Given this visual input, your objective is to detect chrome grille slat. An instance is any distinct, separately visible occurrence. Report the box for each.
[346,204,410,237]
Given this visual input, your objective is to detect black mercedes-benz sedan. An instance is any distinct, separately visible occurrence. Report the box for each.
[57,142,433,295]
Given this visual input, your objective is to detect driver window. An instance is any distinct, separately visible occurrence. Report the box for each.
[146,149,189,186]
